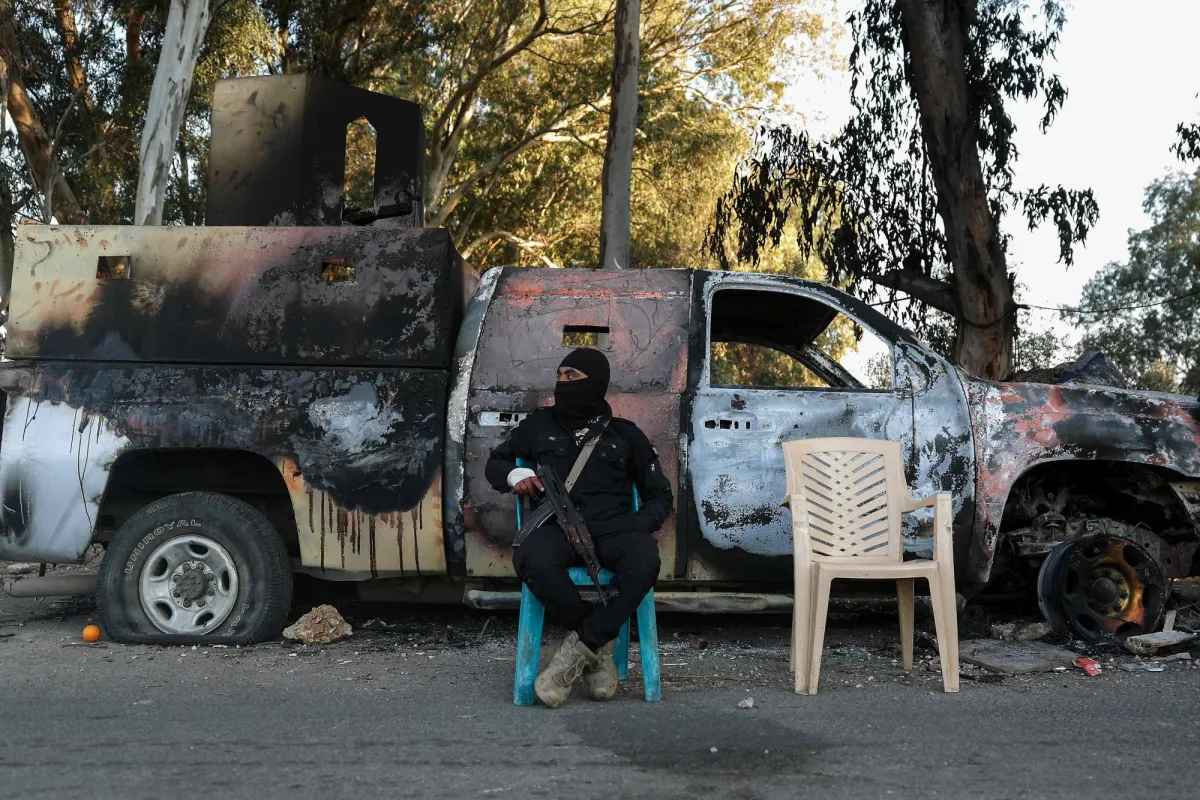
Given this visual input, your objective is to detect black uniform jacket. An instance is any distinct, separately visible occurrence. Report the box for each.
[484,408,674,538]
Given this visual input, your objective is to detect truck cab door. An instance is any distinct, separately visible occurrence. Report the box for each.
[684,275,974,582]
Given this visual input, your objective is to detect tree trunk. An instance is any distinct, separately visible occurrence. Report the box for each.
[52,0,92,113]
[127,9,145,65]
[134,0,216,226]
[597,0,640,270]
[1,21,88,224]
[898,0,1014,379]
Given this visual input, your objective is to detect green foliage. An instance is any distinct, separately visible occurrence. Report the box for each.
[705,0,1097,343]
[1076,170,1200,395]
[4,0,832,277]
[2,0,277,225]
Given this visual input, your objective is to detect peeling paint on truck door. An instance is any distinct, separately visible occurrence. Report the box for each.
[686,273,976,581]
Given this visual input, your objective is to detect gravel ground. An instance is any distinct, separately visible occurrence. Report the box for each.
[3,562,1199,799]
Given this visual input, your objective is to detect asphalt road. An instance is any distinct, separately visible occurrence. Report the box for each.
[2,586,1198,800]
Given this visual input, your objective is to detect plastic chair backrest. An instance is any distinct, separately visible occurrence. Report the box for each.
[781,437,907,563]
[514,456,639,529]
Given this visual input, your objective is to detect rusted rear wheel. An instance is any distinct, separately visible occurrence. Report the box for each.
[1037,534,1167,644]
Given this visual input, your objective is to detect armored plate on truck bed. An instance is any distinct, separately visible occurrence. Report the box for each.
[7,225,471,368]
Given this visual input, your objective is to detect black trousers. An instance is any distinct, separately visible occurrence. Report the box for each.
[513,525,660,649]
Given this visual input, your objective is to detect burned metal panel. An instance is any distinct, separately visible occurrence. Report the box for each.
[206,75,424,227]
[462,267,691,581]
[280,458,444,578]
[444,267,504,572]
[10,225,465,367]
[0,362,448,575]
[967,380,1200,584]
[685,271,976,583]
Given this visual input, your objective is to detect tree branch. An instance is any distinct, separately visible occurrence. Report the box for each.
[867,270,959,317]
[461,230,560,268]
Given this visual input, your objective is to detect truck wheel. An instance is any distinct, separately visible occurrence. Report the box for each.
[1037,534,1166,644]
[97,492,292,645]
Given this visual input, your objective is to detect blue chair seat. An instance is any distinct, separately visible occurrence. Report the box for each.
[511,459,661,704]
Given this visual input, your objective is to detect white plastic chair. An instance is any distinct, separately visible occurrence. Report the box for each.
[782,437,959,694]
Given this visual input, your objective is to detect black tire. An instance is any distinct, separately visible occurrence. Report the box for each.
[97,492,293,645]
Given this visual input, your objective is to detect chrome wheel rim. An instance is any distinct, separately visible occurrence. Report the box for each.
[138,535,239,635]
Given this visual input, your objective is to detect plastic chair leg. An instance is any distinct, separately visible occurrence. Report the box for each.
[792,561,814,694]
[897,578,915,671]
[807,570,834,695]
[614,620,630,681]
[514,583,545,705]
[636,589,661,701]
[927,571,960,693]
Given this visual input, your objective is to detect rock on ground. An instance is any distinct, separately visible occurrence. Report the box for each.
[283,605,352,645]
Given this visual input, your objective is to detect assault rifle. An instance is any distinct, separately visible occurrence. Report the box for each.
[513,464,617,606]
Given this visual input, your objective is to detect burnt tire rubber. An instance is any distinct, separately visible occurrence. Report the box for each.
[97,492,293,646]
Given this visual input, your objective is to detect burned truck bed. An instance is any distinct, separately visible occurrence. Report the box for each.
[0,224,475,576]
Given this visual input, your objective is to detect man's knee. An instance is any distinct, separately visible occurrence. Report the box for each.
[512,530,567,580]
[618,535,660,588]
[512,542,542,580]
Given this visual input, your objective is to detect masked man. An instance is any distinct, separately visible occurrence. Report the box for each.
[485,348,673,707]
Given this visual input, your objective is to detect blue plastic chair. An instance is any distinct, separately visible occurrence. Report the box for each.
[512,458,661,704]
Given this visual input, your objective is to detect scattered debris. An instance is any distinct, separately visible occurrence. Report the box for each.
[1118,661,1164,673]
[963,672,1004,684]
[960,639,1078,675]
[690,635,709,650]
[283,605,353,645]
[1153,652,1192,662]
[1074,657,1102,676]
[737,697,755,709]
[1122,630,1196,656]
[1162,609,1177,632]
[990,621,1053,642]
[2,563,40,576]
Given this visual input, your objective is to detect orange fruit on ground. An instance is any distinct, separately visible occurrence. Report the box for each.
[82,625,101,643]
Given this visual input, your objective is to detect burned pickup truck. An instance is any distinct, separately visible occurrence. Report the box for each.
[2,226,1198,645]
[1,76,1198,646]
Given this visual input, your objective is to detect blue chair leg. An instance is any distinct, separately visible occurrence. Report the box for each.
[514,583,545,706]
[637,588,661,702]
[615,619,630,681]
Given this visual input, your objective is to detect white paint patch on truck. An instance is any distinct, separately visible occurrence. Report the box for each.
[0,397,131,562]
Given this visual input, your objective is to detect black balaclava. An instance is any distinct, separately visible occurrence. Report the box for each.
[553,347,611,430]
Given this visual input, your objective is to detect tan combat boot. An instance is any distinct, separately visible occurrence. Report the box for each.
[535,631,598,708]
[583,640,618,701]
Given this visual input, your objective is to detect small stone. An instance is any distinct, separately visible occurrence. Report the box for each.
[990,623,1017,641]
[737,697,755,709]
[710,747,718,754]
[283,605,352,645]
[1014,622,1053,642]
